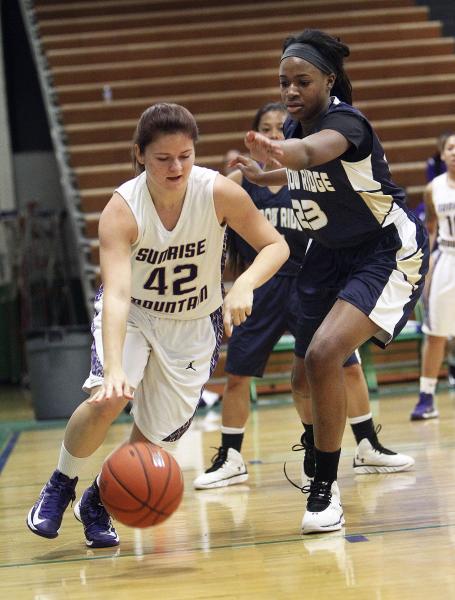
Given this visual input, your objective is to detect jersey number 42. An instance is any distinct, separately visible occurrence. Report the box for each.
[143,264,197,295]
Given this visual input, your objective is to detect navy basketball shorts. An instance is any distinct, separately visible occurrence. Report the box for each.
[296,212,429,352]
[294,285,359,366]
[225,274,301,377]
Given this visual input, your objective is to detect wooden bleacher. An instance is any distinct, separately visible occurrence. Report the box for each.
[33,0,455,222]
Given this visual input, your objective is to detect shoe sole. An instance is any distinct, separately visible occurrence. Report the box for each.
[73,501,120,548]
[26,508,59,539]
[353,461,414,474]
[301,515,345,535]
[26,518,58,539]
[193,472,249,490]
[410,412,439,421]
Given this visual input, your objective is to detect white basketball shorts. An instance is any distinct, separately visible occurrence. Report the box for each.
[422,249,455,337]
[83,299,223,447]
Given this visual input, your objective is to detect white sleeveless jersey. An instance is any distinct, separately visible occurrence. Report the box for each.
[432,173,455,251]
[115,166,226,320]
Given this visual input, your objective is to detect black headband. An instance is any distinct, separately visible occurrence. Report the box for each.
[280,43,335,75]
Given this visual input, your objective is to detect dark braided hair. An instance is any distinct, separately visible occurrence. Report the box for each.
[282,29,352,104]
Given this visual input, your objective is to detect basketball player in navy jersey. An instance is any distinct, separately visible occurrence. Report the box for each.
[233,29,429,533]
[26,103,289,548]
[194,102,414,491]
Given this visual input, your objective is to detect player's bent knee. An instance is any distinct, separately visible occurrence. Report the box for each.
[85,392,129,422]
[225,374,251,392]
[291,371,309,396]
[305,341,337,376]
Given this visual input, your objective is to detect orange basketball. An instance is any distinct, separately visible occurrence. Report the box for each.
[99,442,184,528]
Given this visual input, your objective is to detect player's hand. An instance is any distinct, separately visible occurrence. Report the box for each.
[223,280,254,337]
[244,131,284,167]
[228,154,266,184]
[88,367,134,404]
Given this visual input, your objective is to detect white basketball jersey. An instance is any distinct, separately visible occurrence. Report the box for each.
[432,173,455,251]
[115,166,226,320]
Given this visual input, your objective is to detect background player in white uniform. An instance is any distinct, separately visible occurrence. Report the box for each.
[26,103,289,549]
[411,133,455,420]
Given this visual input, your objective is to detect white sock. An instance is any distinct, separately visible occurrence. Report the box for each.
[57,443,89,480]
[221,425,245,435]
[348,412,372,425]
[420,377,437,395]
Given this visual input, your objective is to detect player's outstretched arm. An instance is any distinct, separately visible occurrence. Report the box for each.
[244,128,350,171]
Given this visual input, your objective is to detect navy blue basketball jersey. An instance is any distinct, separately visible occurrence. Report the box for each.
[231,178,308,275]
[283,97,408,248]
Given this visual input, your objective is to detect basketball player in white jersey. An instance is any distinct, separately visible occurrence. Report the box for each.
[411,132,455,420]
[26,103,289,548]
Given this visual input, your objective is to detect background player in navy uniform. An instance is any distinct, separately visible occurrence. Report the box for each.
[233,29,428,533]
[410,132,455,420]
[427,132,448,183]
[26,103,289,548]
[413,132,449,223]
[194,103,414,491]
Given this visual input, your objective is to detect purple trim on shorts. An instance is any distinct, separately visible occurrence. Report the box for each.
[94,284,104,302]
[220,231,227,298]
[198,305,224,407]
[163,306,224,443]
[91,340,104,378]
[208,305,224,378]
[90,285,104,377]
[163,419,193,443]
